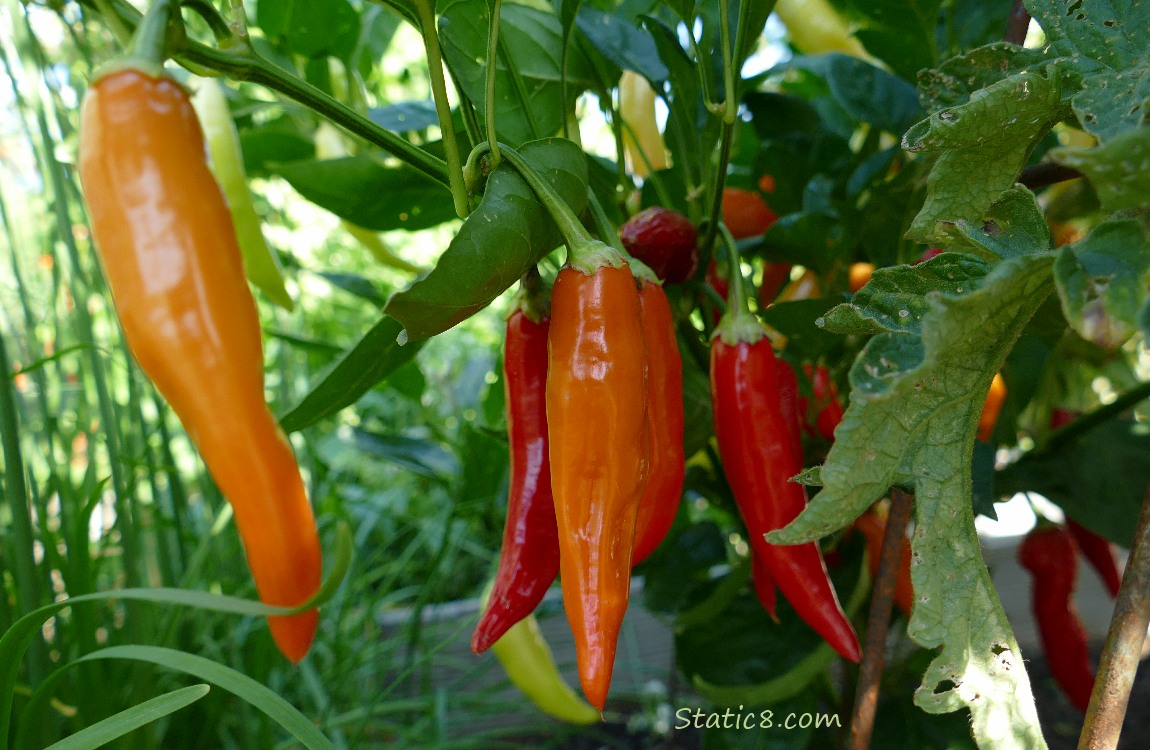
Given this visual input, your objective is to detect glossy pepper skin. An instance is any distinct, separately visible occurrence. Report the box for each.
[472,305,560,653]
[631,280,685,565]
[1018,526,1095,712]
[79,68,321,662]
[547,262,649,710]
[710,335,861,662]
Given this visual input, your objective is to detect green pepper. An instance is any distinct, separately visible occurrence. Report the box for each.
[481,583,599,724]
[191,77,293,309]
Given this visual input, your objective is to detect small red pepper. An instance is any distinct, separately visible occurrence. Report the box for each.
[1066,519,1122,599]
[472,273,559,654]
[799,363,844,442]
[710,304,860,662]
[757,262,793,307]
[631,279,685,565]
[1018,525,1095,712]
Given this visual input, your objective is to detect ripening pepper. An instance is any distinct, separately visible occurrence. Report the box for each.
[547,247,650,710]
[977,373,1007,443]
[799,363,844,443]
[480,583,599,724]
[1018,525,1095,712]
[618,70,668,178]
[472,273,560,653]
[630,276,685,565]
[710,281,860,662]
[78,9,321,662]
[721,187,777,240]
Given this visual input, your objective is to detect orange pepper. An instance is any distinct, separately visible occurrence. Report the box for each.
[977,373,1007,443]
[721,187,777,239]
[848,262,875,293]
[546,262,649,710]
[79,64,321,662]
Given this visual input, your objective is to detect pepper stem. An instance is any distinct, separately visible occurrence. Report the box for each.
[128,0,173,65]
[512,266,551,323]
[711,224,763,345]
[484,0,503,169]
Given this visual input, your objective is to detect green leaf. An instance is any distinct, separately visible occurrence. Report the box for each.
[1027,0,1149,70]
[997,419,1150,548]
[1069,64,1150,143]
[832,0,941,81]
[368,100,440,132]
[351,429,460,481]
[769,254,1056,748]
[942,186,1052,259]
[279,316,425,432]
[916,43,1048,112]
[759,212,848,274]
[758,298,842,359]
[439,0,592,146]
[1051,126,1150,211]
[575,6,668,82]
[905,65,1067,243]
[43,685,209,750]
[784,54,924,135]
[821,254,990,336]
[1053,219,1150,350]
[274,154,455,232]
[74,647,334,750]
[384,138,589,340]
[258,0,361,61]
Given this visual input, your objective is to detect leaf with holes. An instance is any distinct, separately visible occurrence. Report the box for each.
[770,231,1056,747]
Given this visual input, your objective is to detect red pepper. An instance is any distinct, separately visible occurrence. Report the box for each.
[471,278,559,653]
[757,262,793,307]
[1018,526,1095,712]
[799,363,844,442]
[631,279,685,564]
[710,322,860,662]
[750,552,778,620]
[1066,519,1122,598]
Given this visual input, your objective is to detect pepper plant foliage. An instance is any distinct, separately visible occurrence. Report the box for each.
[25,0,1150,745]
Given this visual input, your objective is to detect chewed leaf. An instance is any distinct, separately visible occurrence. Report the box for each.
[904,66,1067,243]
[822,253,989,336]
[942,187,1052,258]
[1054,219,1150,350]
[770,255,1055,749]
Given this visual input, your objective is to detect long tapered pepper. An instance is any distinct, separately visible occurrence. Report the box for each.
[78,22,320,662]
[547,255,650,711]
[709,233,859,662]
[631,278,685,565]
[1018,525,1095,712]
[472,277,560,653]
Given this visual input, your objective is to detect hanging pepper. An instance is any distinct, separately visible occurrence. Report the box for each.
[480,583,600,724]
[618,70,668,178]
[77,1,320,663]
[631,273,685,565]
[799,363,844,442]
[757,262,793,307]
[547,245,650,711]
[977,373,1007,442]
[721,187,777,240]
[472,271,559,653]
[1018,525,1095,712]
[709,234,860,662]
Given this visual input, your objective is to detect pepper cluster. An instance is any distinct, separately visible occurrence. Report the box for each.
[474,191,865,713]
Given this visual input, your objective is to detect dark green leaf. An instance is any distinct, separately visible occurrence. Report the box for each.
[759,212,848,274]
[351,429,459,481]
[916,43,1047,112]
[258,0,361,60]
[997,420,1150,548]
[368,100,439,132]
[279,316,424,432]
[575,6,668,82]
[240,124,315,176]
[439,0,593,146]
[1051,125,1150,211]
[833,0,941,81]
[784,54,924,134]
[758,298,842,359]
[384,138,589,340]
[312,272,386,307]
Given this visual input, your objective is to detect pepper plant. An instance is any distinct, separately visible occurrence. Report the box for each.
[2,0,1149,748]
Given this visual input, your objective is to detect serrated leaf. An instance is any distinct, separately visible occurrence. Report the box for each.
[821,254,990,335]
[917,43,1048,112]
[439,0,592,146]
[274,155,455,231]
[575,6,668,82]
[904,65,1067,243]
[770,255,1056,749]
[942,186,1052,258]
[1051,125,1150,211]
[1053,219,1150,350]
[279,316,424,432]
[384,138,588,340]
